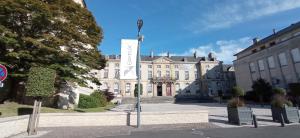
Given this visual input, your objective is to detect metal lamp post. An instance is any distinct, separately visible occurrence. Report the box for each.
[137,18,143,128]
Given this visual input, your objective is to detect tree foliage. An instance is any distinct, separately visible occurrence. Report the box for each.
[251,78,272,102]
[25,67,56,97]
[134,84,143,97]
[272,87,286,96]
[231,86,245,97]
[0,0,105,85]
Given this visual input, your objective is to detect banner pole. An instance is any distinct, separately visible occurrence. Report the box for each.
[137,18,143,128]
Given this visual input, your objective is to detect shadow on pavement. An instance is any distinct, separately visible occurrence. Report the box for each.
[17,107,33,115]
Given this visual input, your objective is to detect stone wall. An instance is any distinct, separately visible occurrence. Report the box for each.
[0,111,208,137]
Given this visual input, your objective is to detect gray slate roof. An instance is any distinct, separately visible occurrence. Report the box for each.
[108,55,208,62]
[234,21,300,56]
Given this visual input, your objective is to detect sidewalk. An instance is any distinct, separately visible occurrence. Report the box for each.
[110,103,300,128]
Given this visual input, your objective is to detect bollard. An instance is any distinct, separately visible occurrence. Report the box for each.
[280,113,285,127]
[253,114,258,128]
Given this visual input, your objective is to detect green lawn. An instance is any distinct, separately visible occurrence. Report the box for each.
[0,102,115,118]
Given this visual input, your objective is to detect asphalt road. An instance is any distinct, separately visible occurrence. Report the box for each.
[105,125,300,138]
[13,124,300,138]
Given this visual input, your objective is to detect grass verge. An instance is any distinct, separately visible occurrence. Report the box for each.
[0,102,115,118]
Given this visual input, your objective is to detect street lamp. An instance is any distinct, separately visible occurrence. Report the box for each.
[136,18,143,128]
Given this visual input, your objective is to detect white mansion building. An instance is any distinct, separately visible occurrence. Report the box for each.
[98,52,235,97]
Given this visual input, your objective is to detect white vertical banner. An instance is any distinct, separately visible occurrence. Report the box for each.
[120,39,138,80]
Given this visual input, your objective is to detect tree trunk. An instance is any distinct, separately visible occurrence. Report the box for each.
[27,98,42,135]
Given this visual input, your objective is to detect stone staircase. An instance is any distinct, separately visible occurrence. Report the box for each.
[121,97,175,104]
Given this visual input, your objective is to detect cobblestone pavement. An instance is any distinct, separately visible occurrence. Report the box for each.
[110,103,300,128]
[11,123,217,138]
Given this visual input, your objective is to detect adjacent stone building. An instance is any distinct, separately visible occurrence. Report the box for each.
[99,52,235,97]
[234,22,300,91]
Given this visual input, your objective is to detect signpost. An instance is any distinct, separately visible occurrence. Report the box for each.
[0,64,8,88]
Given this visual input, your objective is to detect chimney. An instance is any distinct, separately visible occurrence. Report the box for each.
[273,29,276,34]
[252,37,259,44]
[150,50,154,58]
[193,51,197,58]
[167,52,170,58]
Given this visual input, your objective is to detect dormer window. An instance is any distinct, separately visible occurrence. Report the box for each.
[252,49,257,53]
[260,45,266,50]
[269,41,276,46]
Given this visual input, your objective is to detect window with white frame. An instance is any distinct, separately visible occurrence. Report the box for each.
[278,52,288,66]
[102,82,108,90]
[175,65,179,69]
[148,65,152,68]
[104,69,108,78]
[147,83,152,93]
[157,70,161,78]
[175,71,179,80]
[258,59,265,71]
[166,71,170,78]
[194,71,198,79]
[267,56,275,69]
[185,71,189,80]
[291,48,300,62]
[157,65,161,68]
[249,62,255,72]
[166,65,170,68]
[175,83,180,93]
[114,83,119,93]
[114,69,119,79]
[125,83,131,93]
[148,71,152,80]
[115,63,119,68]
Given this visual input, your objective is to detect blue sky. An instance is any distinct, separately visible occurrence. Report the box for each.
[85,0,300,64]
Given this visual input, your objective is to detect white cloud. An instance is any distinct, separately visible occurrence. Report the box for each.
[158,52,178,57]
[188,0,300,33]
[159,37,252,64]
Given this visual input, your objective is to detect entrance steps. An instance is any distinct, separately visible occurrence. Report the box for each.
[121,96,175,104]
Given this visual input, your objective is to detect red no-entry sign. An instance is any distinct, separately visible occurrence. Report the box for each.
[0,64,8,82]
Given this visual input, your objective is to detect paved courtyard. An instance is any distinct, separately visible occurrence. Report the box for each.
[10,102,300,138]
[111,103,300,128]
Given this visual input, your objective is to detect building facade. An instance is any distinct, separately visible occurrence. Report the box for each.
[234,22,300,91]
[99,52,235,97]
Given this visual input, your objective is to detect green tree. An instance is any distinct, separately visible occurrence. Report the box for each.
[0,0,106,101]
[231,86,245,98]
[252,78,272,104]
[134,84,143,97]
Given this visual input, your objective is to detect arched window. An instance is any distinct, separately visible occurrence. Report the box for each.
[101,82,108,90]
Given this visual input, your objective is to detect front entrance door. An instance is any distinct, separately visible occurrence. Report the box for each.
[166,83,172,96]
[157,83,162,96]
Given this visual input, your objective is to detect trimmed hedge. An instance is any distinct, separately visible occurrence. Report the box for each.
[26,67,56,97]
[78,94,99,108]
[78,91,108,108]
[91,91,107,107]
